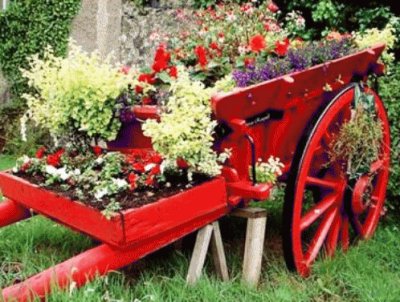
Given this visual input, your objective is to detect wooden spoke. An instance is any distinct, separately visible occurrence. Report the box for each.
[350,215,365,239]
[325,214,341,257]
[305,208,337,266]
[306,176,338,190]
[300,194,338,231]
[341,216,350,251]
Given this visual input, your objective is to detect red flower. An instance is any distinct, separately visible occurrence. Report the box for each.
[244,57,255,67]
[177,158,189,169]
[275,38,290,56]
[128,173,137,190]
[92,146,102,156]
[194,46,208,68]
[21,162,31,172]
[150,165,161,176]
[132,162,145,173]
[47,152,62,167]
[142,97,152,105]
[138,73,156,85]
[145,175,155,186]
[35,147,46,159]
[218,32,225,39]
[267,1,279,13]
[152,60,169,73]
[169,66,178,78]
[249,35,266,53]
[152,45,171,73]
[210,42,220,50]
[151,153,163,164]
[135,85,143,94]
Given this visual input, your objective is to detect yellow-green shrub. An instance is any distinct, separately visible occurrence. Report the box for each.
[21,41,130,143]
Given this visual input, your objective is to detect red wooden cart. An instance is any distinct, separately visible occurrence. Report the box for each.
[0,44,390,301]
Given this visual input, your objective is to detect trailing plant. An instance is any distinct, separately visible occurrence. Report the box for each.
[21,42,131,144]
[328,86,383,180]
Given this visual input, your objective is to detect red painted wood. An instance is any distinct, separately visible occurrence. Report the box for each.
[122,178,227,243]
[0,199,31,228]
[107,105,158,150]
[0,173,227,248]
[211,44,385,121]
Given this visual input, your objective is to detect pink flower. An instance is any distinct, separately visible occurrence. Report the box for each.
[267,1,279,13]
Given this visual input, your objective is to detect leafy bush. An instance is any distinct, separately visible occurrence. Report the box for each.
[379,64,400,206]
[21,42,130,143]
[143,67,231,177]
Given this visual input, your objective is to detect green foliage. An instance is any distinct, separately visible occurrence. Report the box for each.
[0,0,81,96]
[21,43,130,143]
[143,68,225,177]
[0,0,81,152]
[379,64,400,205]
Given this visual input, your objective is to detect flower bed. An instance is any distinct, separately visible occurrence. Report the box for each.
[0,171,227,247]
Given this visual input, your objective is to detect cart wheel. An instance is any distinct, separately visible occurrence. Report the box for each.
[282,85,390,277]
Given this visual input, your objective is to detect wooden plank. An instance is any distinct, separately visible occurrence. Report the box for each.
[186,224,213,285]
[123,177,227,246]
[231,207,267,219]
[242,216,267,287]
[211,222,229,281]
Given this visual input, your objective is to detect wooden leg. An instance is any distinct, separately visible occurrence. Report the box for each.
[186,224,213,285]
[242,215,267,287]
[211,222,229,281]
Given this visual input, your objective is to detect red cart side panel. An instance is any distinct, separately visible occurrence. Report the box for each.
[0,172,124,245]
[0,173,228,248]
[211,44,385,122]
[122,177,228,243]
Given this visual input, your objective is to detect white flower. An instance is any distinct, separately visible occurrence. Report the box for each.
[145,163,156,172]
[45,165,58,176]
[95,157,104,165]
[238,46,249,55]
[226,12,237,22]
[73,169,81,176]
[112,178,129,189]
[94,188,109,200]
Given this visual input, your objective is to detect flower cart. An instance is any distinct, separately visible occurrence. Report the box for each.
[0,42,390,302]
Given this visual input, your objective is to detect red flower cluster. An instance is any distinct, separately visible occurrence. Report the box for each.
[274,38,290,56]
[46,149,65,167]
[250,35,266,53]
[152,45,171,73]
[195,45,208,68]
[125,150,164,190]
[35,146,47,159]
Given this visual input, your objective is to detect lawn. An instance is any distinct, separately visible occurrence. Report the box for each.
[0,156,399,301]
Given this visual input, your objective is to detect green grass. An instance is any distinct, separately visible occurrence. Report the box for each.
[1,157,399,302]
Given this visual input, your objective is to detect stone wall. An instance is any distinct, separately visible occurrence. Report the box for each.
[119,0,194,67]
[70,0,123,61]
